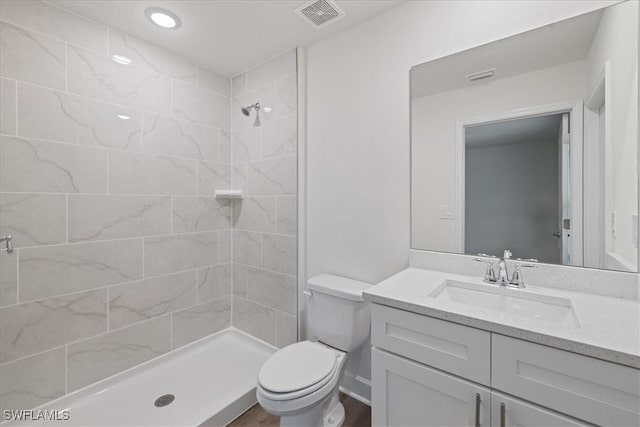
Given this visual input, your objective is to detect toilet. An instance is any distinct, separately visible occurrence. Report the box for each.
[256,274,372,427]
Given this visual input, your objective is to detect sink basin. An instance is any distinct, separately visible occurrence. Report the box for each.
[429,280,579,327]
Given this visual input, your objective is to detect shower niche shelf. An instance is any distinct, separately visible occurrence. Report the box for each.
[214,190,244,199]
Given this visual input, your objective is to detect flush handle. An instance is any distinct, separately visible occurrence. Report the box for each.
[302,290,313,297]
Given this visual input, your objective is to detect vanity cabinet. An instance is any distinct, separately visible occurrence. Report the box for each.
[371,304,640,427]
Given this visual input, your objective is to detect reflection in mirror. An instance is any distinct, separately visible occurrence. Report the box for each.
[410,2,638,272]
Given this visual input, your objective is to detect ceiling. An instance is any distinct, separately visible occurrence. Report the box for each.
[466,114,563,149]
[52,0,402,77]
[411,8,603,99]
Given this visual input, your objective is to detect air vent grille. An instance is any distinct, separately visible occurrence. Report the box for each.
[295,0,345,29]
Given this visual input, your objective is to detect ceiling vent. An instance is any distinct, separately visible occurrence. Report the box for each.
[295,0,346,29]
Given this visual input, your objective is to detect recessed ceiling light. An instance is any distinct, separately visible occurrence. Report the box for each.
[111,54,132,65]
[145,7,181,29]
[116,114,131,120]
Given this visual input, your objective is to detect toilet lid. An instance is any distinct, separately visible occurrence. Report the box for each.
[258,341,337,393]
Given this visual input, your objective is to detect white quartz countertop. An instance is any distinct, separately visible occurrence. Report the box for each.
[364,268,640,368]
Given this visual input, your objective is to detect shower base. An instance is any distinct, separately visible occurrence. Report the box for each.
[5,329,275,426]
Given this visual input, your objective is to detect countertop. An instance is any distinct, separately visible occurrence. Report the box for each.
[364,268,640,368]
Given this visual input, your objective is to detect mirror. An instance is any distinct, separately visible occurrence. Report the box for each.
[411,2,638,272]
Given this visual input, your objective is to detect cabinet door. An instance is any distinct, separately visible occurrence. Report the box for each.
[372,348,490,427]
[490,392,589,427]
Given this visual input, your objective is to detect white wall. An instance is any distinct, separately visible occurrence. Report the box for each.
[585,0,638,271]
[305,0,615,402]
[411,60,588,252]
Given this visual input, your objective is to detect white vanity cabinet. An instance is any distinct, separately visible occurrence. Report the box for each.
[371,304,640,427]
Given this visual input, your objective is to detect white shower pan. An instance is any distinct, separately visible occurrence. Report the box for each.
[4,329,275,427]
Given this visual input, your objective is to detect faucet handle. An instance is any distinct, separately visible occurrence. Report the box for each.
[510,263,536,288]
[516,257,538,263]
[474,258,497,282]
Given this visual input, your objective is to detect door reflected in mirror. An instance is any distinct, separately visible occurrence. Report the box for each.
[410,2,638,272]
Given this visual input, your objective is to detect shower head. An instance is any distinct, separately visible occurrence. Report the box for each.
[241,102,261,126]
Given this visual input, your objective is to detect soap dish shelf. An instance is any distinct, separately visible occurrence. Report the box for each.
[214,190,244,199]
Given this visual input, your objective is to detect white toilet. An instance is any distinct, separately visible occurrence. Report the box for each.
[256,274,372,427]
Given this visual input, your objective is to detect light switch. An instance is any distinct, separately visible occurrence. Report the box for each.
[439,206,454,220]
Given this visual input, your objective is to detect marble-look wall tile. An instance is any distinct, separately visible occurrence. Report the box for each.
[0,252,17,307]
[0,78,16,135]
[246,50,296,93]
[143,113,218,161]
[67,315,170,392]
[144,232,218,277]
[108,151,196,196]
[219,130,231,163]
[232,126,261,163]
[232,164,248,194]
[233,231,262,267]
[0,136,108,193]
[197,66,230,97]
[219,229,231,263]
[247,267,296,315]
[67,46,171,114]
[232,74,246,99]
[171,297,230,348]
[262,116,296,159]
[18,83,142,151]
[0,289,107,363]
[275,74,297,119]
[276,196,297,235]
[172,81,230,129]
[232,297,275,345]
[198,264,231,303]
[109,31,196,84]
[0,347,66,413]
[232,264,248,297]
[263,234,296,275]
[19,239,143,301]
[0,22,65,90]
[68,195,170,242]
[232,197,276,232]
[0,194,66,247]
[248,156,296,196]
[276,311,297,348]
[197,161,232,196]
[109,270,196,330]
[0,1,107,52]
[172,197,230,233]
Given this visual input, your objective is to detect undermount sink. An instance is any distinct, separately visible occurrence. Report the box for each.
[429,280,580,327]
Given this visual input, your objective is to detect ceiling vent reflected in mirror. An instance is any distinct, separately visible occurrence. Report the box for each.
[296,0,346,29]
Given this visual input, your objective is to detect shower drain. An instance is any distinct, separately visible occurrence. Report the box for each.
[154,394,175,407]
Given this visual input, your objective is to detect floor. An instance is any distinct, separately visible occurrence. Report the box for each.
[229,394,371,427]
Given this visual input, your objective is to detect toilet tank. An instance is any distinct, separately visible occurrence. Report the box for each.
[306,274,372,352]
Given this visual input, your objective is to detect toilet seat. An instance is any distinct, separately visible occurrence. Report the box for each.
[258,341,338,401]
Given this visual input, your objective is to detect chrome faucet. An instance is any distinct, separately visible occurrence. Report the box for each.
[474,249,536,288]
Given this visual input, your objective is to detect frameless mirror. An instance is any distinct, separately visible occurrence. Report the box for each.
[410,2,638,272]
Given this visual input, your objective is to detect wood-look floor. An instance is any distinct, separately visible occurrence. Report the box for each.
[228,394,371,427]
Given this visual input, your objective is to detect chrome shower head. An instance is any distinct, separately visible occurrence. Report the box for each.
[241,103,261,126]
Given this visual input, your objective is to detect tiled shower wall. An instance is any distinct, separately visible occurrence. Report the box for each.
[230,50,298,348]
[0,1,234,412]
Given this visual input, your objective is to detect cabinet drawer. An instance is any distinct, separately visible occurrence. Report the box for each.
[371,304,491,385]
[491,392,589,427]
[492,334,640,426]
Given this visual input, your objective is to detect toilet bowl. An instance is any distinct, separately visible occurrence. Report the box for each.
[257,341,346,427]
[256,274,372,427]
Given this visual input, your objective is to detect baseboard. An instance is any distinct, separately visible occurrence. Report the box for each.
[340,374,371,406]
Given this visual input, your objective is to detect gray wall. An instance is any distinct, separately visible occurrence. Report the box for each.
[465,139,561,263]
[0,0,235,412]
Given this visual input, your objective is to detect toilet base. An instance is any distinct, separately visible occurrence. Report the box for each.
[279,386,344,427]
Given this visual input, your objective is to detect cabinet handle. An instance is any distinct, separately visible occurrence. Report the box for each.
[500,402,506,427]
[474,393,481,427]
